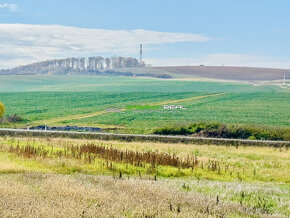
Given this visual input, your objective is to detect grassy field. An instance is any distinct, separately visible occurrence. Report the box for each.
[0,136,289,217]
[0,75,289,133]
[0,75,289,217]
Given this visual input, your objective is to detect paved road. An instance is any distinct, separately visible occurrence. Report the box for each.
[0,128,289,147]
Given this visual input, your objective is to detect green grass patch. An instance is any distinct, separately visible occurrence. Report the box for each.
[0,75,289,133]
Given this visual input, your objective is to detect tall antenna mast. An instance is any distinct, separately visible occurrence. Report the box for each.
[139,44,143,67]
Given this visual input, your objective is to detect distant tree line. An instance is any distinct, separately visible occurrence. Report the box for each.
[49,56,141,71]
[0,56,143,75]
[0,57,173,78]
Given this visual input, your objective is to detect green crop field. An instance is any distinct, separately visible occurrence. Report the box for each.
[0,75,289,217]
[0,75,289,133]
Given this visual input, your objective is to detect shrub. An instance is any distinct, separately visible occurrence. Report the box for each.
[230,126,252,139]
[154,127,190,135]
[154,121,290,141]
[188,122,219,133]
[0,114,23,124]
[0,102,4,119]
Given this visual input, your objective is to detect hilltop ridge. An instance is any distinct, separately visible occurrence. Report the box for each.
[1,57,289,81]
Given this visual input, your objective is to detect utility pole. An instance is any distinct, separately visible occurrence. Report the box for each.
[139,44,143,67]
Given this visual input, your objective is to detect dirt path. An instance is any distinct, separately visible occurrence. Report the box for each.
[157,92,227,105]
[31,111,116,126]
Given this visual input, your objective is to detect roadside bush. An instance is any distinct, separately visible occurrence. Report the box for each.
[248,127,284,141]
[154,126,190,135]
[0,102,4,119]
[0,114,23,124]
[230,126,252,139]
[153,122,290,141]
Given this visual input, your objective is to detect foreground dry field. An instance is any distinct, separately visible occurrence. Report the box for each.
[1,173,283,218]
[0,136,289,217]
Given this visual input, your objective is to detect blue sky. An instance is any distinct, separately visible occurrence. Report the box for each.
[0,0,290,68]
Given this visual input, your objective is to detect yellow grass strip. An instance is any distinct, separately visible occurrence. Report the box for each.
[155,92,228,105]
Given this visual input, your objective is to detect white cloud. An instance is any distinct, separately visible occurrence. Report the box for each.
[2,24,288,69]
[0,3,18,12]
[146,54,290,69]
[0,23,211,68]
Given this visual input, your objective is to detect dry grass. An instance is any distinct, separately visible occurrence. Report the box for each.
[7,143,199,169]
[1,136,289,182]
[0,173,276,218]
[0,136,289,217]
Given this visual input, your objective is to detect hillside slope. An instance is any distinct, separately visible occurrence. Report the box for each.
[150,66,290,81]
[1,56,289,81]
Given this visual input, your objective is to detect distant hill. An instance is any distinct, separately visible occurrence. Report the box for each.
[0,56,171,79]
[150,66,290,81]
[112,65,290,81]
[1,57,289,81]
[0,56,139,75]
